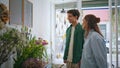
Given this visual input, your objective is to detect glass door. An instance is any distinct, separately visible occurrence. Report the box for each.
[52,0,119,68]
[81,0,120,68]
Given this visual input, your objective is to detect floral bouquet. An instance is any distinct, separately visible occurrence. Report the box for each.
[14,37,48,68]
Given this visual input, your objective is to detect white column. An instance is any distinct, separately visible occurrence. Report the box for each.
[76,0,82,24]
[50,1,56,64]
[108,0,112,68]
[115,0,119,67]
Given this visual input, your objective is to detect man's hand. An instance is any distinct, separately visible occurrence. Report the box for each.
[64,60,68,63]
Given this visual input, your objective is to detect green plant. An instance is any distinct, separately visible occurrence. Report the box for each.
[14,36,48,68]
[0,28,27,65]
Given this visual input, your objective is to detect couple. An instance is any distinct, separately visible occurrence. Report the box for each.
[63,9,108,68]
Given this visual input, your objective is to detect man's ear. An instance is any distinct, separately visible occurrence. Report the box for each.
[75,16,78,19]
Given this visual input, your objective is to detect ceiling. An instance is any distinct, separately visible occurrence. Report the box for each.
[55,0,110,9]
[53,0,103,4]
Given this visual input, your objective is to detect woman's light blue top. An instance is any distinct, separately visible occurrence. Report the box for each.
[81,30,108,68]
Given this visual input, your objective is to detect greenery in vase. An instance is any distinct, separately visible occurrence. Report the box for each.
[14,36,48,68]
[0,28,27,65]
[0,3,28,66]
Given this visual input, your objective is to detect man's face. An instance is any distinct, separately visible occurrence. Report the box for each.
[67,13,77,23]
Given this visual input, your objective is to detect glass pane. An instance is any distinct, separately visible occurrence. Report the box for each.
[53,9,70,65]
[82,9,108,40]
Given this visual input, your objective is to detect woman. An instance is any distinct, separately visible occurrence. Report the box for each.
[81,14,108,68]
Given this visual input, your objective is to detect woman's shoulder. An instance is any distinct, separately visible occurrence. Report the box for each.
[90,31,104,40]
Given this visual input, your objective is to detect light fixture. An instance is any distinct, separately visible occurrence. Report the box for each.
[60,0,66,13]
[61,8,65,13]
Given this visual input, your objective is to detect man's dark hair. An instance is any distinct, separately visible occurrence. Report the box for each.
[67,9,80,20]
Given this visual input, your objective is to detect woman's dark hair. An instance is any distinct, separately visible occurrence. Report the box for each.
[84,14,103,37]
[67,9,80,20]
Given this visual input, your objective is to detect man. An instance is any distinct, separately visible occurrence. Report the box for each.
[63,9,84,68]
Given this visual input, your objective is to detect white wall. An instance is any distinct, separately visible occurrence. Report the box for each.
[1,0,52,40]
[28,0,53,62]
[1,0,52,49]
[1,0,54,66]
[29,0,51,40]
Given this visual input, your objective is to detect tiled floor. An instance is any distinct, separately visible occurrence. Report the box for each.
[50,53,120,68]
[52,64,66,68]
[107,54,120,68]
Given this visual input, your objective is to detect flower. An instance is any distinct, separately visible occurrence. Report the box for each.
[14,37,48,68]
[42,40,48,45]
[35,37,48,46]
[35,40,40,45]
[0,28,27,65]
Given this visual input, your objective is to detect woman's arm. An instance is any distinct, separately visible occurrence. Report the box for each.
[90,34,108,68]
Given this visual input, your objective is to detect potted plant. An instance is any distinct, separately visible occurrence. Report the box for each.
[14,36,48,68]
[0,3,26,66]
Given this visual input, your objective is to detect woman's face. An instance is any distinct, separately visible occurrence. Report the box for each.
[82,19,88,30]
